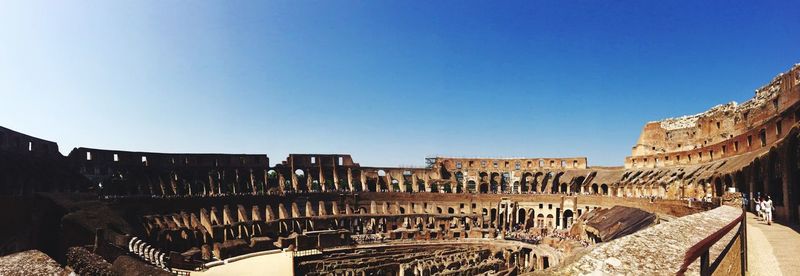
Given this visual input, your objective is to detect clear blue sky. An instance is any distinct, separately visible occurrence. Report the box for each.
[1,1,799,167]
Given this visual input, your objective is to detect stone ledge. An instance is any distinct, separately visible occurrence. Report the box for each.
[558,205,741,275]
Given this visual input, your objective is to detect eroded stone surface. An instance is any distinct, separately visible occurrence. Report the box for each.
[0,250,65,276]
[562,206,741,275]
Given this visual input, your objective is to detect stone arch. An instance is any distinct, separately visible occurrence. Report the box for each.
[479,183,490,194]
[768,148,784,206]
[490,172,501,193]
[536,213,544,228]
[563,209,574,229]
[467,180,477,193]
[540,172,552,193]
[391,179,400,192]
[550,172,564,194]
[713,177,723,197]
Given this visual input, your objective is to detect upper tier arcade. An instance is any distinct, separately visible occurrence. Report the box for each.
[627,63,800,169]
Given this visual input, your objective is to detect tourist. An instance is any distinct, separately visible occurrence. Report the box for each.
[764,196,774,225]
[755,197,762,220]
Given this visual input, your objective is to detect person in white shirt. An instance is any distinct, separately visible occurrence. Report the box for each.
[755,198,762,220]
[763,196,774,225]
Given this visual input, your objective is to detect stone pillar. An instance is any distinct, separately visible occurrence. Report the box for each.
[781,140,796,222]
[291,171,299,191]
[360,173,367,192]
[347,168,354,191]
[333,159,340,190]
[412,174,419,192]
[278,173,286,192]
[424,173,431,192]
[319,165,326,192]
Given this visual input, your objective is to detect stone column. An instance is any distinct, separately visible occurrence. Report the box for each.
[360,173,367,192]
[278,173,285,192]
[333,161,340,191]
[781,140,797,222]
[291,171,299,191]
[424,173,431,192]
[385,173,392,192]
[319,165,326,192]
[347,168,354,191]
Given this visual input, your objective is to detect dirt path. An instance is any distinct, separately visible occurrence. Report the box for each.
[746,212,800,276]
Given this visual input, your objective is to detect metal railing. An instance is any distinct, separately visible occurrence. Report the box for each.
[676,209,746,276]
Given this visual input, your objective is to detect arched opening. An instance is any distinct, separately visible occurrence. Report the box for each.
[550,172,563,194]
[591,183,599,194]
[546,214,554,228]
[723,174,734,193]
[517,208,526,228]
[560,183,567,193]
[601,184,609,195]
[541,173,552,193]
[480,183,489,194]
[490,209,498,228]
[768,150,784,206]
[266,169,277,190]
[366,178,378,192]
[311,179,321,191]
[294,169,308,191]
[455,171,464,193]
[490,172,500,193]
[352,169,363,192]
[467,180,477,193]
[536,214,544,228]
[376,170,388,191]
[532,172,543,193]
[563,209,574,229]
[521,172,532,192]
[391,179,400,192]
[430,183,439,193]
[443,183,452,193]
[448,207,455,214]
[714,177,723,197]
